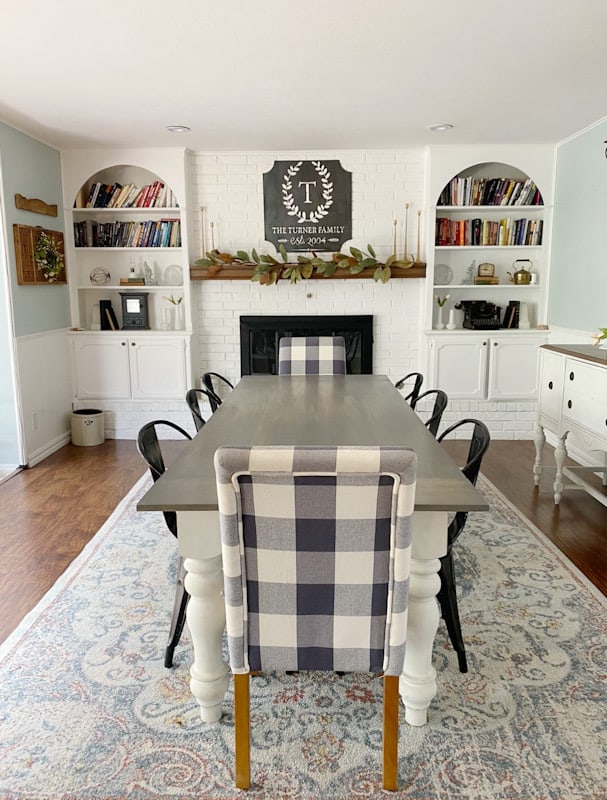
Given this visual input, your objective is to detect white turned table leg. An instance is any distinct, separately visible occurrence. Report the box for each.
[178,511,230,723]
[184,555,230,722]
[553,432,568,505]
[533,423,545,486]
[399,510,447,726]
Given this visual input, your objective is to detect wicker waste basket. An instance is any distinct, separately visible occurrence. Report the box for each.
[71,409,105,447]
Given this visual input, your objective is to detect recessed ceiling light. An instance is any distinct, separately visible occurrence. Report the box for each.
[427,123,454,132]
[166,125,191,134]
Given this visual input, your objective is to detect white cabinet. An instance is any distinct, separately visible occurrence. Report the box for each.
[535,344,607,506]
[427,331,547,400]
[69,333,189,401]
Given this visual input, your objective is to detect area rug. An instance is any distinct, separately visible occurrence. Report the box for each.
[0,474,605,800]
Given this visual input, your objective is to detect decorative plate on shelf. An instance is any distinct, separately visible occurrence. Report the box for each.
[163,264,183,286]
[434,264,453,285]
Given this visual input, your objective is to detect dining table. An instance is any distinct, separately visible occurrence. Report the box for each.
[137,374,488,726]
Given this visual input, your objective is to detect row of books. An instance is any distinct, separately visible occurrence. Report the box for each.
[73,219,181,248]
[437,177,543,207]
[80,180,178,209]
[436,217,543,247]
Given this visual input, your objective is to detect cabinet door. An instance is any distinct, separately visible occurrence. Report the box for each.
[428,336,489,399]
[71,335,131,399]
[129,336,187,399]
[562,358,607,445]
[537,349,564,428]
[487,336,543,400]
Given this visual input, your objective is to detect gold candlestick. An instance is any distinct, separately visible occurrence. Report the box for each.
[403,203,409,260]
[200,206,206,257]
[393,219,398,258]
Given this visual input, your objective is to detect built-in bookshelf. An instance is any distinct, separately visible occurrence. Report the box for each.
[422,153,553,400]
[61,149,196,407]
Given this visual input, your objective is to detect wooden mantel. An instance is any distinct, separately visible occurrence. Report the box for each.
[190,263,426,281]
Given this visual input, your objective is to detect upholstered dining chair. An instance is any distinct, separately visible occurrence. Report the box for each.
[395,372,424,405]
[185,387,216,432]
[410,388,448,437]
[202,372,234,413]
[437,418,491,672]
[137,420,192,668]
[214,444,417,791]
[277,335,347,375]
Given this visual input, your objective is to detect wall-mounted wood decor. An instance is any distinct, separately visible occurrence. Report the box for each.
[13,224,67,285]
[14,194,58,217]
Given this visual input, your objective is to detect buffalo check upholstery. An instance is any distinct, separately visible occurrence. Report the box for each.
[214,445,417,676]
[277,336,347,375]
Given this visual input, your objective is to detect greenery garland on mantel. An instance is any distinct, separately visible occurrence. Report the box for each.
[194,243,419,285]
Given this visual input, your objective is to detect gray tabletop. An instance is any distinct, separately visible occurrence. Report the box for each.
[137,375,488,514]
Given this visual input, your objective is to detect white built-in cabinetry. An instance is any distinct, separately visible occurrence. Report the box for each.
[424,147,554,400]
[61,148,195,404]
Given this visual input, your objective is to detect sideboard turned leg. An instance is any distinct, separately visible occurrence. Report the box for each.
[533,423,545,487]
[553,432,568,505]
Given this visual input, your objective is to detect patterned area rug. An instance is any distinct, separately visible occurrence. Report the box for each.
[0,474,605,800]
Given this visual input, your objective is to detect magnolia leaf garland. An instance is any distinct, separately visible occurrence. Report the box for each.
[194,243,414,285]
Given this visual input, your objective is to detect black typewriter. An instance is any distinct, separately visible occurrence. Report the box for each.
[459,301,502,330]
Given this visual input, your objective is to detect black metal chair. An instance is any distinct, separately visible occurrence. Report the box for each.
[437,418,491,672]
[202,372,234,413]
[136,420,192,668]
[185,388,216,432]
[411,388,448,437]
[395,372,424,405]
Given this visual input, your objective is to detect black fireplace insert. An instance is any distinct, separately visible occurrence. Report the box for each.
[240,315,373,375]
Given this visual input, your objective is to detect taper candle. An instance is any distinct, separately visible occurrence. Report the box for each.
[200,206,206,257]
[393,219,398,257]
[403,203,409,260]
[416,210,422,262]
[210,221,215,251]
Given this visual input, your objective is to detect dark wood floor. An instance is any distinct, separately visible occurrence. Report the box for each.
[0,438,605,645]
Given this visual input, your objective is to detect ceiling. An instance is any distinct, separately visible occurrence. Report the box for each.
[3,0,607,152]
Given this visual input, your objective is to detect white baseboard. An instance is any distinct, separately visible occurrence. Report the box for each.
[27,432,71,467]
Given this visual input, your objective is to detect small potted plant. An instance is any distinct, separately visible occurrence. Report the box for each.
[162,294,184,330]
[591,327,607,348]
[434,293,450,329]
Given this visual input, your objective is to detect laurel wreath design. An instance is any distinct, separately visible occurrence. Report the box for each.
[281,161,334,223]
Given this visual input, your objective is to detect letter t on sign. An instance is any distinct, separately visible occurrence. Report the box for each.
[298,181,317,204]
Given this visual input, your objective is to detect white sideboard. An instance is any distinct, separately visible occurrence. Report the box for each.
[534,344,607,505]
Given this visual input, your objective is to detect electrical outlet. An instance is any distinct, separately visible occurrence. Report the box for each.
[32,411,39,431]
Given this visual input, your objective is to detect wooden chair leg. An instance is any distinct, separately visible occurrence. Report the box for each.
[383,675,399,791]
[234,673,250,789]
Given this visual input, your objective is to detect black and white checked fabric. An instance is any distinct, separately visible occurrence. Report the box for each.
[214,446,417,676]
[277,336,347,375]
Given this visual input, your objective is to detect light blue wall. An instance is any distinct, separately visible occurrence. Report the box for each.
[549,121,607,330]
[0,122,69,337]
[0,122,67,466]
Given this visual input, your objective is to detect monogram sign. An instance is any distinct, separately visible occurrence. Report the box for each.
[263,160,352,252]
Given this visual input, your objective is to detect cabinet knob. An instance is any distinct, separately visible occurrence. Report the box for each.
[121,341,126,346]
[482,341,487,346]
[548,381,553,390]
[567,400,572,409]
[493,341,498,347]
[569,371,575,381]
[131,341,136,346]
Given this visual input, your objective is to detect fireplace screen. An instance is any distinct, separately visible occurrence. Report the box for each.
[240,315,373,375]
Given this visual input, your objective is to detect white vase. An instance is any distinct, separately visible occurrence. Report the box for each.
[446,309,456,330]
[160,307,174,331]
[436,306,445,329]
[174,304,184,330]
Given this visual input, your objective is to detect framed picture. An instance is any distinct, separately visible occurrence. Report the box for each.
[13,224,67,285]
[478,262,495,277]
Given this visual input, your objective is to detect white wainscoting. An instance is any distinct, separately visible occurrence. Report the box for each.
[16,328,73,465]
